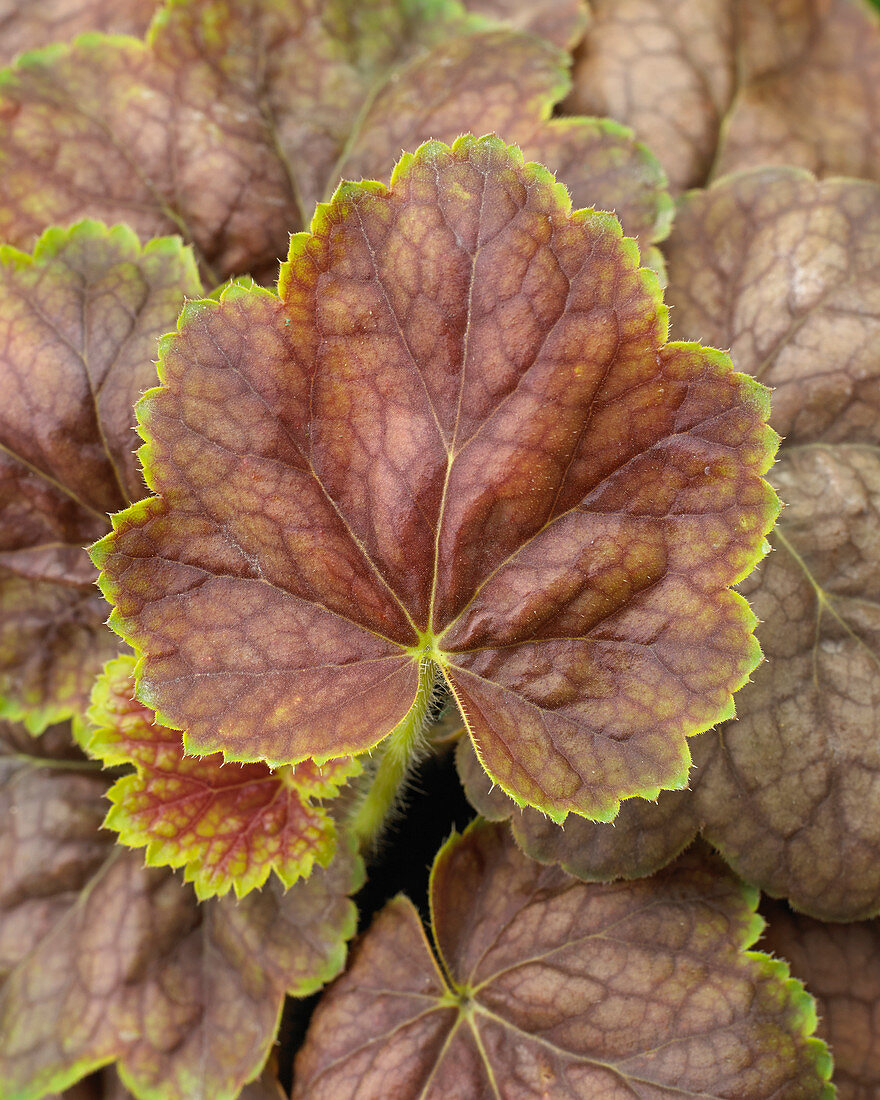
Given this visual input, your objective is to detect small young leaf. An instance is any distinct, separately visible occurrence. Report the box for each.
[0,0,671,280]
[92,135,778,822]
[762,901,880,1098]
[0,817,362,1100]
[0,221,203,734]
[293,822,831,1098]
[566,0,880,193]
[87,655,361,899]
[0,0,158,66]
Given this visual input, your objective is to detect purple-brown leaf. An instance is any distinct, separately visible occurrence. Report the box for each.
[485,168,880,917]
[0,826,362,1099]
[93,136,778,821]
[293,823,831,1098]
[0,221,202,733]
[762,902,880,1099]
[566,0,880,193]
[0,0,672,280]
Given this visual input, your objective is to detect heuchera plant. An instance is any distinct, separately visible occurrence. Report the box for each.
[1,0,879,1096]
[91,135,778,829]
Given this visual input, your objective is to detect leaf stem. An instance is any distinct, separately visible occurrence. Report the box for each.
[351,658,438,849]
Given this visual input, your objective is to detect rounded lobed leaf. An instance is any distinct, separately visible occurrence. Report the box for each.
[293,822,832,1098]
[92,135,778,821]
[0,716,364,1098]
[503,167,880,916]
[86,655,361,899]
[0,0,672,280]
[0,220,202,734]
[762,901,880,1098]
[696,444,880,919]
[658,166,880,919]
[0,839,363,1100]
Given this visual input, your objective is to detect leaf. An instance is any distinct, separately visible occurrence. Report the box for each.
[92,135,778,822]
[462,0,589,48]
[761,901,880,1099]
[0,0,159,67]
[696,444,880,919]
[87,654,362,899]
[293,821,831,1098]
[711,0,880,185]
[0,736,363,1100]
[0,220,203,734]
[330,31,674,263]
[663,169,880,919]
[565,0,735,193]
[0,0,672,281]
[565,0,880,193]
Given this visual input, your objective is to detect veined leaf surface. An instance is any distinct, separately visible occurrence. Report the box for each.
[0,0,672,280]
[0,718,362,1100]
[86,655,361,899]
[93,136,778,821]
[293,822,831,1099]
[0,221,202,733]
[468,168,880,916]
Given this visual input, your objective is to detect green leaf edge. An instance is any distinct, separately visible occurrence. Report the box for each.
[429,821,834,1095]
[0,840,364,1100]
[84,656,351,901]
[420,144,779,824]
[0,6,674,250]
[90,134,779,825]
[0,218,201,738]
[0,693,90,742]
[539,114,675,247]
